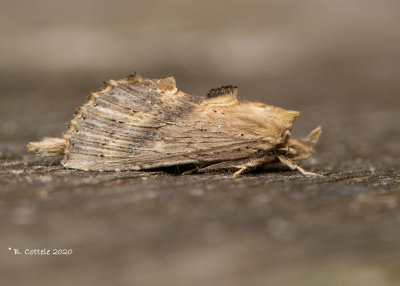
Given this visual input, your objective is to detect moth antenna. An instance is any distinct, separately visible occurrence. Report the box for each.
[207,85,238,98]
[302,126,322,147]
[27,137,66,157]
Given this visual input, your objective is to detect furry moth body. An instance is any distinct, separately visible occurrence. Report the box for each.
[27,73,322,177]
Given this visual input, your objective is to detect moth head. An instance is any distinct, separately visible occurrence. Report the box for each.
[284,127,322,160]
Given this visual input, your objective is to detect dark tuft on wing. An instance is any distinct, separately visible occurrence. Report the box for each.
[207,85,238,98]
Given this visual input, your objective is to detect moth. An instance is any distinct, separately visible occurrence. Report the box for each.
[27,72,322,177]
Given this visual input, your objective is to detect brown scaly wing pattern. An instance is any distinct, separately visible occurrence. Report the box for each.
[61,73,297,171]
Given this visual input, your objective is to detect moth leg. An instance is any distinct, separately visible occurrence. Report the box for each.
[277,155,321,177]
[196,154,276,177]
[232,161,260,178]
[182,164,209,175]
[232,155,276,178]
[232,166,249,178]
[194,159,260,176]
[195,160,242,173]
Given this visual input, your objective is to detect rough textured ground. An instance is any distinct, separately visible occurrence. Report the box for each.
[1,71,399,286]
[1,0,400,285]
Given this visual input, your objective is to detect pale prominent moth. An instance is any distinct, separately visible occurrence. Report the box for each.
[27,73,321,177]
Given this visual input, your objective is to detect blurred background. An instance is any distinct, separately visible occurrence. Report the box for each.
[1,0,400,285]
[1,0,399,157]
